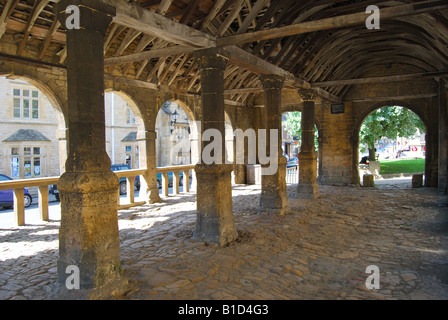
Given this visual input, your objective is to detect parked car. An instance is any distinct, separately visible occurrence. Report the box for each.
[287,157,299,168]
[49,164,142,200]
[157,171,184,189]
[0,174,33,208]
[111,164,141,195]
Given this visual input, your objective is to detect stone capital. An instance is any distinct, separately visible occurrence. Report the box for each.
[259,74,285,91]
[298,89,317,102]
[194,47,230,71]
[56,0,116,35]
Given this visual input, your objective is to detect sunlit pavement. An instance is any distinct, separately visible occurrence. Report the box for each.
[1,177,447,300]
[0,186,186,228]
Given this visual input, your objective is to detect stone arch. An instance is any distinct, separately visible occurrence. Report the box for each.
[281,106,322,175]
[352,101,430,185]
[103,89,145,168]
[154,98,199,167]
[0,65,67,123]
[0,71,68,175]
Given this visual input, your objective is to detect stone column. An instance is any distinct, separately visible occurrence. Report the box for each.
[56,0,121,290]
[189,126,201,192]
[259,75,288,214]
[138,130,161,203]
[297,90,320,199]
[192,48,238,246]
[438,80,447,194]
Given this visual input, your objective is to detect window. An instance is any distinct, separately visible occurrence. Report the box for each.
[126,104,136,125]
[10,148,19,178]
[13,88,39,119]
[11,147,42,178]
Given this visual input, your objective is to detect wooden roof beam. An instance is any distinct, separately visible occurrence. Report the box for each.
[217,0,448,47]
[312,71,448,87]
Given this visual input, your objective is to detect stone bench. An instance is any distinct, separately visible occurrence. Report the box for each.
[363,174,375,187]
[412,174,423,188]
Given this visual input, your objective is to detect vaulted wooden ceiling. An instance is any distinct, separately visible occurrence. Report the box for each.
[0,0,447,106]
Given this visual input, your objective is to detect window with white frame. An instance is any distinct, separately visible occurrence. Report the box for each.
[13,88,39,119]
[126,104,136,125]
[10,147,20,178]
[10,146,42,178]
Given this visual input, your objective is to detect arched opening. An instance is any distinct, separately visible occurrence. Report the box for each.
[155,99,195,167]
[357,105,427,187]
[104,90,145,169]
[0,76,67,180]
[282,111,320,183]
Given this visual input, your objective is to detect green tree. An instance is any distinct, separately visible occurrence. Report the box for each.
[283,112,319,150]
[360,106,426,160]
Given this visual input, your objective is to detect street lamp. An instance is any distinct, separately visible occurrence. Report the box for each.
[171,109,179,125]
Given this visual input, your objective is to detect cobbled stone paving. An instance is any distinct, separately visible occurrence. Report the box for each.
[1,180,448,300]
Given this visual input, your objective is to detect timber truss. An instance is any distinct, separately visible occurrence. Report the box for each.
[0,0,447,106]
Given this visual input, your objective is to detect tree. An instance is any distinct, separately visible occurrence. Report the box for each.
[360,106,426,160]
[283,112,319,150]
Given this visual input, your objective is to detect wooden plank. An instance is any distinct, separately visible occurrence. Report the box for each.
[346,93,438,103]
[156,0,174,15]
[200,0,227,31]
[17,0,51,55]
[38,19,61,60]
[0,0,20,40]
[218,0,245,36]
[226,45,295,81]
[217,0,448,47]
[236,0,270,34]
[102,0,216,48]
[179,0,201,25]
[5,18,66,43]
[0,52,66,70]
[312,71,448,87]
[104,45,195,66]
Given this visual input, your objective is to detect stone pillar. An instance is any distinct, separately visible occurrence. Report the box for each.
[297,90,320,199]
[189,126,201,192]
[192,48,238,246]
[438,80,447,194]
[259,75,288,214]
[138,130,161,203]
[56,0,121,290]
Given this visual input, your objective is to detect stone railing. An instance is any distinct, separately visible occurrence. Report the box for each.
[113,168,147,210]
[286,166,299,184]
[0,165,196,226]
[156,164,195,197]
[0,176,59,226]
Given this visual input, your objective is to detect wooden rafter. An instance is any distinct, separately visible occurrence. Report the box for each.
[17,0,50,55]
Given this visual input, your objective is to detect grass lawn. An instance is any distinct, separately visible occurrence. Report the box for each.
[380,159,425,175]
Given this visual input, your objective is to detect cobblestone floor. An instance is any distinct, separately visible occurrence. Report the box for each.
[1,180,448,300]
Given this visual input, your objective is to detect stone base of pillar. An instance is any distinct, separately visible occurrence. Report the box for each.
[193,163,238,246]
[233,164,247,184]
[57,170,122,290]
[259,157,289,214]
[298,151,320,199]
